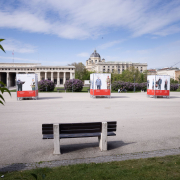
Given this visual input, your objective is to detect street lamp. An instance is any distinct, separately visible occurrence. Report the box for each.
[133,75,135,92]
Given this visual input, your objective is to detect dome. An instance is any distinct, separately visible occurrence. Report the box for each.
[90,50,101,58]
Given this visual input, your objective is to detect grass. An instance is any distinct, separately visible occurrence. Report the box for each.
[1,155,180,179]
[10,87,179,93]
[10,87,140,93]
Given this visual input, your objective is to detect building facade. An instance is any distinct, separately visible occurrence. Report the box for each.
[0,63,75,88]
[147,69,157,75]
[157,68,180,81]
[86,50,148,73]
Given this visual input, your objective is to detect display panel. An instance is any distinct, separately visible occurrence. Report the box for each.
[147,75,170,96]
[16,74,38,98]
[90,73,111,96]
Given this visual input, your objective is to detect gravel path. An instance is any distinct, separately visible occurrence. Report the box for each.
[1,148,180,172]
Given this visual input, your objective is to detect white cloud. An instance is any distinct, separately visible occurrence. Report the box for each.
[98,40,125,49]
[3,39,37,53]
[0,0,180,39]
[77,52,89,58]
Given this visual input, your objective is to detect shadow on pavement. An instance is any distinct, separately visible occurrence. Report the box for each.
[38,97,62,100]
[61,141,135,154]
[169,96,180,99]
[0,163,26,172]
[111,96,129,98]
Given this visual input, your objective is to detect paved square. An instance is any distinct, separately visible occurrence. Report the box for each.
[0,92,180,165]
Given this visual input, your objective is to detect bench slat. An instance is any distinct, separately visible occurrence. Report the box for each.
[43,132,116,139]
[42,122,117,135]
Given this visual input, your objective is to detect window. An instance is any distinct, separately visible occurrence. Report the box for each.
[62,68,64,70]
[53,68,55,70]
[127,65,128,68]
[112,69,114,72]
[108,66,110,68]
[103,66,105,68]
[122,65,124,68]
[112,66,114,68]
[108,69,110,72]
[118,69,120,74]
[69,68,70,70]
[37,68,39,70]
[103,69,105,72]
[91,60,93,63]
[95,60,97,63]
[72,68,73,70]
[118,66,120,68]
[123,69,124,71]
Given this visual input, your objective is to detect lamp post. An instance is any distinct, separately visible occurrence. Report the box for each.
[133,75,135,92]
[72,79,73,92]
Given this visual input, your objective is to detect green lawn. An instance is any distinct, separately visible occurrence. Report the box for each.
[1,155,180,180]
[10,87,179,93]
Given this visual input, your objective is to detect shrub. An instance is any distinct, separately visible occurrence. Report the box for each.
[170,84,179,91]
[38,80,55,91]
[64,79,83,92]
[177,86,180,92]
[111,81,147,91]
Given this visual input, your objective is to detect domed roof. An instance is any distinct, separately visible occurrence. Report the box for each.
[90,50,100,58]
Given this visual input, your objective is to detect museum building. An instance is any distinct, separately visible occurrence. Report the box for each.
[86,50,148,73]
[0,63,75,88]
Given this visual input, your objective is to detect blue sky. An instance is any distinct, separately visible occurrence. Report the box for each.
[0,0,180,69]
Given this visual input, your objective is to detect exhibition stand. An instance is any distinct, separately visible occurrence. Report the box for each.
[16,74,38,100]
[90,73,111,98]
[147,75,170,98]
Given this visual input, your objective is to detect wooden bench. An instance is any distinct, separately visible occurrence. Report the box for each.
[42,121,117,154]
[57,88,66,93]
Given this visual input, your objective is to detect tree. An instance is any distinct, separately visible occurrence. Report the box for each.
[68,62,94,81]
[111,66,147,83]
[0,39,11,105]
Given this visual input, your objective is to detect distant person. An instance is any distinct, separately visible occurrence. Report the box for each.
[152,79,154,89]
[147,79,149,89]
[164,79,168,90]
[17,79,25,91]
[158,77,162,90]
[30,78,35,90]
[122,86,127,92]
[106,76,111,89]
[95,77,101,89]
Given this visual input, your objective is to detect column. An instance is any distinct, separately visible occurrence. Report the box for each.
[63,72,66,85]
[70,72,72,79]
[57,72,60,86]
[37,72,40,81]
[45,72,47,80]
[6,72,9,88]
[51,72,53,82]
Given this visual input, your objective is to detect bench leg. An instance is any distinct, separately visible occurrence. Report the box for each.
[99,122,107,151]
[53,124,61,154]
